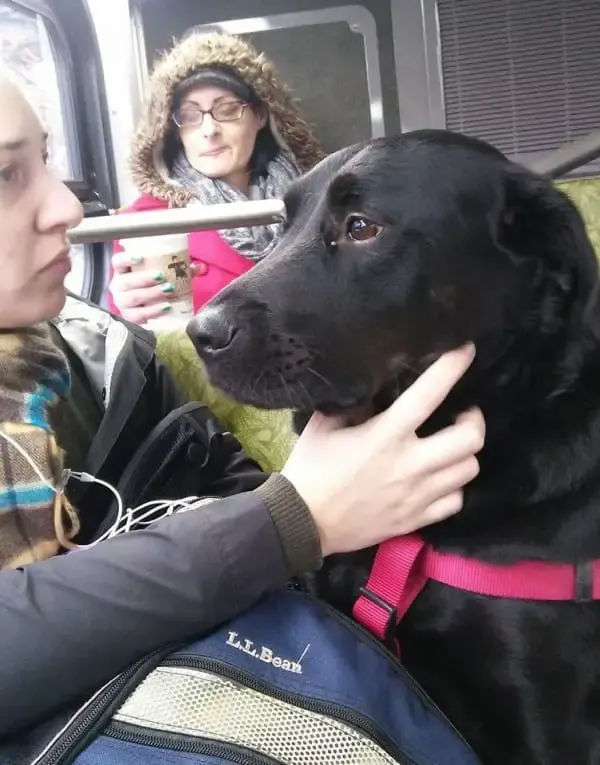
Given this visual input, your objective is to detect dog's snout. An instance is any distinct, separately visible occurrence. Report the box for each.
[188,307,237,356]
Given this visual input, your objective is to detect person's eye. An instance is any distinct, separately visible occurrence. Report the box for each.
[0,165,16,183]
[174,107,202,126]
[216,102,243,119]
[0,162,28,197]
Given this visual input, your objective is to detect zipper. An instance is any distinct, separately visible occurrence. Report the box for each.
[318,598,475,751]
[286,589,473,753]
[105,721,283,764]
[162,653,413,764]
[103,317,131,405]
[34,645,178,765]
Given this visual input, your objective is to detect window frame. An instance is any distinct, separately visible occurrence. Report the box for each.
[1,0,116,304]
[2,0,82,179]
[391,0,600,179]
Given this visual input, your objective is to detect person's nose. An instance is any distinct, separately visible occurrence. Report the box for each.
[37,174,83,234]
[200,113,221,138]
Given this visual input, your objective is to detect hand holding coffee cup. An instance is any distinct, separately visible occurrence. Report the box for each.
[110,234,195,328]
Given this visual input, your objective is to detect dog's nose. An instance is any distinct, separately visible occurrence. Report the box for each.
[188,307,237,356]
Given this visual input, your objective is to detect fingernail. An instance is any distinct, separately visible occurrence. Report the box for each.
[161,283,175,293]
[153,271,165,282]
[129,255,144,264]
[161,303,172,312]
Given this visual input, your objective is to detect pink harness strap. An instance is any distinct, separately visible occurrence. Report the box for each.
[353,534,600,654]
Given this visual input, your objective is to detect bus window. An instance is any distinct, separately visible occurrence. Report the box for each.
[0,0,87,295]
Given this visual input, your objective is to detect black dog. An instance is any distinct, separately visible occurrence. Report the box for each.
[188,130,600,764]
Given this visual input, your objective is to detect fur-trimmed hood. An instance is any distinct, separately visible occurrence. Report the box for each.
[130,32,325,207]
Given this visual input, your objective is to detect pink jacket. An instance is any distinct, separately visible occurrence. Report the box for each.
[108,194,254,316]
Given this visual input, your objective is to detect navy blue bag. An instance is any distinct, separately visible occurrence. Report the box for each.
[35,591,480,765]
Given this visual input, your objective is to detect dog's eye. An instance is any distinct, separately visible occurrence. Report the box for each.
[345,215,382,242]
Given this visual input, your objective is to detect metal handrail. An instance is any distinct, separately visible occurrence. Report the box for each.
[68,127,600,248]
[529,128,600,179]
[68,198,286,245]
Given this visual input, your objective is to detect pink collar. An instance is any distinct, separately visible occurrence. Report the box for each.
[353,534,600,655]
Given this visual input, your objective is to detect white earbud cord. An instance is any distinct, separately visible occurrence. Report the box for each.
[0,427,215,549]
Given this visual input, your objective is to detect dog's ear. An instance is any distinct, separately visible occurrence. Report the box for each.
[499,165,598,312]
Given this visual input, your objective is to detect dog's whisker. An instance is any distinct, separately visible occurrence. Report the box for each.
[298,380,316,411]
[277,372,296,410]
[248,367,266,400]
[291,375,309,409]
[307,366,335,390]
[310,348,329,364]
[393,358,422,377]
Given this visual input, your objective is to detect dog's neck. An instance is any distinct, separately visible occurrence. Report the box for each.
[403,308,600,562]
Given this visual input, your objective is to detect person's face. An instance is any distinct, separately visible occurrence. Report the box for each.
[174,85,267,190]
[0,76,83,328]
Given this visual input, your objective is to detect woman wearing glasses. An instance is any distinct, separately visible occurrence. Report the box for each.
[108,31,323,324]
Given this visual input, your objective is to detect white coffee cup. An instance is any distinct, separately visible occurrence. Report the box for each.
[120,233,194,330]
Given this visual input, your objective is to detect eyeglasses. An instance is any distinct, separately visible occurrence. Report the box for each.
[172,100,249,128]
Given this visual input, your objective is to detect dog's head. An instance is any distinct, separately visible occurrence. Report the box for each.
[188,130,598,419]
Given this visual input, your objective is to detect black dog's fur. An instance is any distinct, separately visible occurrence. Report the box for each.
[188,130,600,764]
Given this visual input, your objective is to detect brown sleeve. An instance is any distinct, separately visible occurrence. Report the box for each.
[254,472,323,576]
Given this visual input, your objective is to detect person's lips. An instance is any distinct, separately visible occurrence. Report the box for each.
[42,250,71,277]
[201,146,228,157]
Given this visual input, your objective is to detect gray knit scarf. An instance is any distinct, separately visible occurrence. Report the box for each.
[171,149,301,262]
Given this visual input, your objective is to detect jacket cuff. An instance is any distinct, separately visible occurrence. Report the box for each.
[253,473,322,576]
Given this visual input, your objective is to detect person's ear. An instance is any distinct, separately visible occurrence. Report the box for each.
[255,105,268,130]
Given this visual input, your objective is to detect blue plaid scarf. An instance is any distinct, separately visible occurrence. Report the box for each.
[0,325,79,568]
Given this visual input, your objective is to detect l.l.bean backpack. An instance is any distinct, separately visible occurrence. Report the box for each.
[34,590,480,765]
